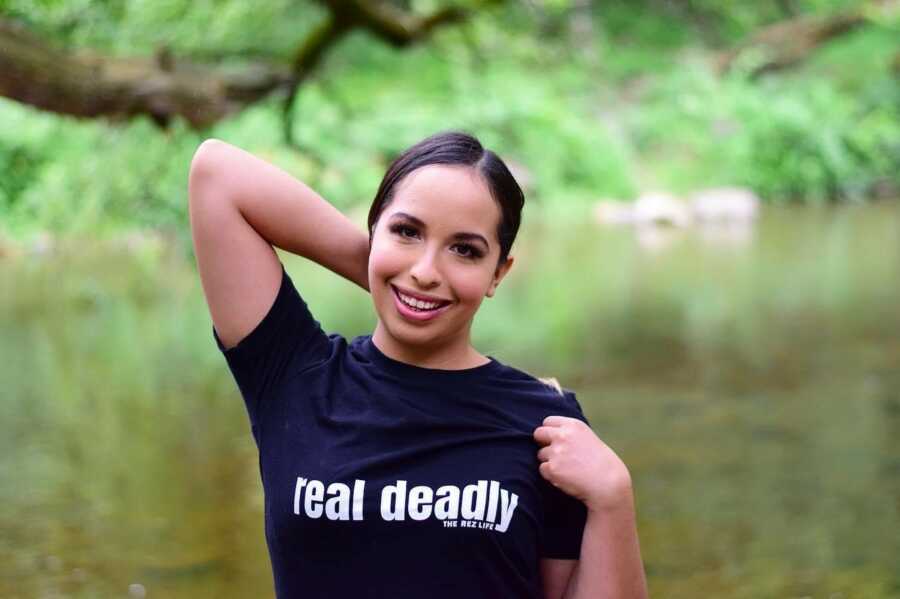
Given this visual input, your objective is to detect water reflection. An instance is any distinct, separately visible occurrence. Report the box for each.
[1,202,898,597]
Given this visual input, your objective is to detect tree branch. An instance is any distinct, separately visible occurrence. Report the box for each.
[346,0,468,47]
[0,1,499,136]
[0,18,292,129]
[283,0,493,148]
[714,2,899,78]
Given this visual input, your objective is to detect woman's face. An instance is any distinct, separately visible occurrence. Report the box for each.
[368,164,514,353]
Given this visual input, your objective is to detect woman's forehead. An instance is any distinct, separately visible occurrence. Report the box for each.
[391,165,499,228]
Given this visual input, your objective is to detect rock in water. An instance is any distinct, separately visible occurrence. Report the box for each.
[633,192,692,227]
[690,187,760,223]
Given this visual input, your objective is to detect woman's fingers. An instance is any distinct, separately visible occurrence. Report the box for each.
[533,425,555,446]
[537,446,553,462]
[542,415,569,427]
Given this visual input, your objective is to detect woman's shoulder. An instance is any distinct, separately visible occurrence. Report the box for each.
[489,361,588,418]
[493,360,561,391]
[493,362,578,402]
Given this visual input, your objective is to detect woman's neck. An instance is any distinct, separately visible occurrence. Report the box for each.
[371,323,489,370]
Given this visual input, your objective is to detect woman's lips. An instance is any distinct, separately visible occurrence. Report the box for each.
[391,285,452,322]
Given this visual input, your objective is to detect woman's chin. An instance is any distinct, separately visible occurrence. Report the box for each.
[377,316,449,347]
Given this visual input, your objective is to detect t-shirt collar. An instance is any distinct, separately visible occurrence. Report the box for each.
[360,335,502,382]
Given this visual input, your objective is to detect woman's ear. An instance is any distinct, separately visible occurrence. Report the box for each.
[486,255,514,298]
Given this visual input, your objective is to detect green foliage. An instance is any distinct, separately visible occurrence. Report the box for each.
[611,0,871,44]
[0,110,202,239]
[628,26,900,201]
[0,0,898,241]
[730,78,900,202]
[0,140,45,212]
[643,82,897,201]
[0,0,321,57]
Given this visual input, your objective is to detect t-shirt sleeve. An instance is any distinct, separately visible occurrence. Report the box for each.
[212,261,330,431]
[540,389,591,559]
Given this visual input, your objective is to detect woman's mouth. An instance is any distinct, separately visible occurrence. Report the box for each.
[391,285,453,322]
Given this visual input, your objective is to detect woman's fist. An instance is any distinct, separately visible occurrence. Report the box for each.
[533,415,633,512]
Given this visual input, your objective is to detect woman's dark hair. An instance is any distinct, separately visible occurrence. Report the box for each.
[367,130,525,270]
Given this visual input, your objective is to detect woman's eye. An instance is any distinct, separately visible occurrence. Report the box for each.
[454,244,482,259]
[391,224,418,238]
[390,224,482,259]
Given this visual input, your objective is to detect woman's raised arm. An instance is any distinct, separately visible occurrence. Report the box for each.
[188,138,370,350]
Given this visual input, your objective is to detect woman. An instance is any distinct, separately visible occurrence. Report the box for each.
[188,131,648,598]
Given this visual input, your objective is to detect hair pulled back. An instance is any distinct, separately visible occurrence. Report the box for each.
[367,130,524,270]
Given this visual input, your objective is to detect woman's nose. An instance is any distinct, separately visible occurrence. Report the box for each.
[410,248,441,288]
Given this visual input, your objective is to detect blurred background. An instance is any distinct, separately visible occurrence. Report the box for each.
[1,0,899,597]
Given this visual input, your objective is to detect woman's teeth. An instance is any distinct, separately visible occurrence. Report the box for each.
[397,290,445,311]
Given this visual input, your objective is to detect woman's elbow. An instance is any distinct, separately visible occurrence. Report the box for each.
[188,139,229,203]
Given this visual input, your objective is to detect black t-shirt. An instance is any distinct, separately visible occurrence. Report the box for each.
[212,261,590,599]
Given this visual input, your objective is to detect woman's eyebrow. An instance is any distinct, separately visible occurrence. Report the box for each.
[389,211,490,248]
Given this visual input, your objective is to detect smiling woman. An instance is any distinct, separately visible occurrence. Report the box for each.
[188,130,648,599]
[366,157,517,367]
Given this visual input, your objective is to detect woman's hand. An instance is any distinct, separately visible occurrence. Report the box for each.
[533,416,633,513]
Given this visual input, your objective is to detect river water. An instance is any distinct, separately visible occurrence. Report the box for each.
[2,202,898,597]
